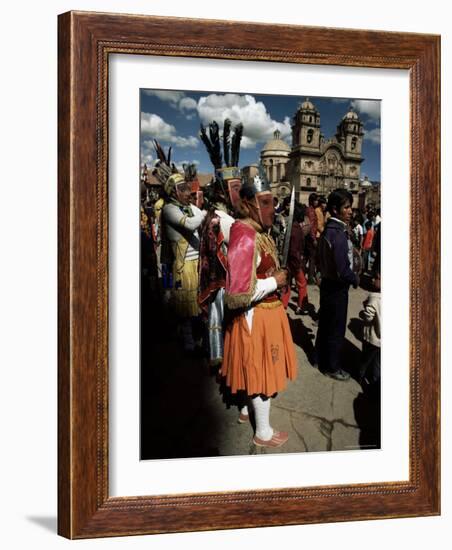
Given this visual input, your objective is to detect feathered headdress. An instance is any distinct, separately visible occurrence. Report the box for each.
[230,122,243,167]
[199,121,222,171]
[199,119,244,205]
[199,119,244,171]
[182,163,198,183]
[151,140,184,196]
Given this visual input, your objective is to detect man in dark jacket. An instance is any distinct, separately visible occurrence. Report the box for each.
[315,189,359,381]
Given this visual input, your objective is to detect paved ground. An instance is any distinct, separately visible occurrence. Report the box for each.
[140,283,380,460]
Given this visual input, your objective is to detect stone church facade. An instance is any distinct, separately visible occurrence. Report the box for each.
[257,98,365,206]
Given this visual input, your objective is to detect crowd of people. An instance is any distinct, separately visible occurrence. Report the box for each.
[140,119,381,450]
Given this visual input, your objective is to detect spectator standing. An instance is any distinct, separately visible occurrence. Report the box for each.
[315,196,327,237]
[352,217,364,251]
[305,192,319,284]
[362,220,375,273]
[281,203,310,314]
[315,189,359,381]
[374,208,382,225]
[359,273,381,388]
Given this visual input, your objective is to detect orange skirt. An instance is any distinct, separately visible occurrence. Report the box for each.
[221,303,297,396]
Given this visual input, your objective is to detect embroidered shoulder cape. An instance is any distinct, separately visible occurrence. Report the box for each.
[224,220,259,309]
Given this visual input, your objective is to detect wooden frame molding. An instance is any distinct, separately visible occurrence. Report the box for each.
[58,10,440,538]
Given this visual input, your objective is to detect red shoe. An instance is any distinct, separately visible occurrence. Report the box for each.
[237,412,249,424]
[253,431,289,448]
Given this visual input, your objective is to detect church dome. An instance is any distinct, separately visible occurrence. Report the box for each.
[261,130,291,154]
[343,108,359,120]
[301,98,315,110]
[360,176,372,188]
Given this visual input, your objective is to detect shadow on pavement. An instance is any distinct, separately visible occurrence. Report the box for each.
[348,316,363,343]
[354,382,381,450]
[341,337,362,381]
[287,315,317,366]
[140,281,381,457]
[140,285,222,460]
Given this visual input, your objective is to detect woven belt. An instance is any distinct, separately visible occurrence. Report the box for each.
[255,299,283,309]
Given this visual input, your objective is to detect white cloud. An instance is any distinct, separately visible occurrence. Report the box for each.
[364,127,381,144]
[172,135,199,148]
[179,97,197,111]
[142,90,185,107]
[196,93,291,149]
[140,139,154,167]
[141,113,176,141]
[143,90,199,117]
[351,99,381,121]
[174,159,200,172]
[140,136,200,171]
[141,112,198,149]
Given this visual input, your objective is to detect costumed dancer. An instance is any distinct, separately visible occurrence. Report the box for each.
[140,205,159,295]
[221,168,297,448]
[198,119,242,369]
[152,140,207,354]
[183,162,204,210]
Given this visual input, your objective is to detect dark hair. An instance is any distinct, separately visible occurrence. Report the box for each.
[365,220,373,230]
[234,196,252,219]
[327,188,353,215]
[282,195,291,207]
[239,185,256,200]
[308,192,319,206]
[318,196,327,205]
[354,210,364,224]
[294,202,306,223]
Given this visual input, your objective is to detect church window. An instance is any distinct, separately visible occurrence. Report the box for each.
[307,177,311,186]
[328,155,337,170]
[350,181,355,189]
[307,129,314,144]
[309,116,312,123]
[351,136,357,150]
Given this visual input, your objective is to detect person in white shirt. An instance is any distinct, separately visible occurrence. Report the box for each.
[153,142,207,353]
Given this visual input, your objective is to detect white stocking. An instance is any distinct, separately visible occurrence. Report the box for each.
[252,395,273,441]
[239,405,249,416]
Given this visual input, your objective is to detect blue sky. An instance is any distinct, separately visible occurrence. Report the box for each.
[140,89,381,182]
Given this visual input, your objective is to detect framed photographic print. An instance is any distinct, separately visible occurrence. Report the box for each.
[58,11,440,538]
